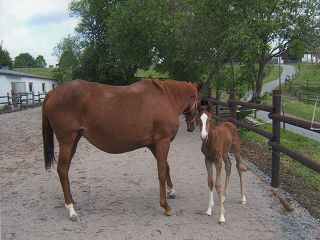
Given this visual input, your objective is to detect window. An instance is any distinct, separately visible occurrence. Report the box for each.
[42,83,46,92]
[28,82,33,92]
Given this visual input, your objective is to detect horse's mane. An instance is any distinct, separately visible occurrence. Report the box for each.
[151,79,195,98]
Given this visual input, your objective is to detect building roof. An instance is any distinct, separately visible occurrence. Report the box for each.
[0,69,57,81]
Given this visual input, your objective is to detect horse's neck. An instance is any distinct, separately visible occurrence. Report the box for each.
[167,89,194,114]
[206,124,216,145]
[154,80,195,114]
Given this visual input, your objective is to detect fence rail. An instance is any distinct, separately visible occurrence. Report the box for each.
[284,74,319,104]
[207,90,320,188]
[0,91,46,113]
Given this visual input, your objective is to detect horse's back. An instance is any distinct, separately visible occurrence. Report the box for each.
[44,79,177,153]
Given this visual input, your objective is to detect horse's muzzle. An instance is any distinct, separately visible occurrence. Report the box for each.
[187,124,195,132]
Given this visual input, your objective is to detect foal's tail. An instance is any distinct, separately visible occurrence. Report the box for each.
[42,91,55,170]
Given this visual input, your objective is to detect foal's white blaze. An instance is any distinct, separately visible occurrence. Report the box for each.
[205,190,214,216]
[200,113,208,140]
[65,203,79,221]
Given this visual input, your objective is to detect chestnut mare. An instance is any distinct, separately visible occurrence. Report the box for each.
[198,104,247,223]
[42,79,201,221]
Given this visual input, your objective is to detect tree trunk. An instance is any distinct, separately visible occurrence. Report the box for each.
[252,50,266,103]
[205,62,221,99]
[230,57,236,91]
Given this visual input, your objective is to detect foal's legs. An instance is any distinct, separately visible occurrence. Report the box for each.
[234,151,246,204]
[222,153,232,203]
[214,156,225,223]
[204,157,214,216]
[150,140,173,216]
[57,132,81,221]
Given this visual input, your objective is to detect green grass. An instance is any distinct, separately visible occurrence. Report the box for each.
[240,124,320,188]
[264,93,320,122]
[282,95,320,122]
[292,63,320,95]
[13,67,56,78]
[263,64,283,84]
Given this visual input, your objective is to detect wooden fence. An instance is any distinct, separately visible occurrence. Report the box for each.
[206,90,320,188]
[0,91,46,113]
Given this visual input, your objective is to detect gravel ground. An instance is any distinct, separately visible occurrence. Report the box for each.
[1,107,319,240]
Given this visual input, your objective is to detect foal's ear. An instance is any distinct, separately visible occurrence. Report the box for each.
[207,102,212,112]
[199,105,205,112]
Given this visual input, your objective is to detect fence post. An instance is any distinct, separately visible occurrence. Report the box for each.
[26,93,29,109]
[18,93,21,110]
[229,91,237,119]
[271,89,281,188]
[7,93,11,113]
[216,90,221,117]
[32,92,35,106]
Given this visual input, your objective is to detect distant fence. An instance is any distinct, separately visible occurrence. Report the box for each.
[0,91,46,113]
[285,74,319,104]
[205,90,320,188]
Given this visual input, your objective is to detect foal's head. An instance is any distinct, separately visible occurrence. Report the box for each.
[183,83,202,132]
[198,104,212,141]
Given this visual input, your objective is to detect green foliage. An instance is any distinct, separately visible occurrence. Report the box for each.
[0,43,12,69]
[288,40,305,60]
[35,55,47,68]
[54,0,320,88]
[14,53,36,68]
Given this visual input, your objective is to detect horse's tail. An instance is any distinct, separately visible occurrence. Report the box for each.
[42,90,55,170]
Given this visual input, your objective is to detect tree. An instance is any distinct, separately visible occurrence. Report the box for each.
[53,35,81,82]
[35,55,47,68]
[14,53,36,68]
[229,0,320,101]
[68,0,126,84]
[0,42,12,69]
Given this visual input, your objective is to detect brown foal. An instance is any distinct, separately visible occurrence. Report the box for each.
[199,104,247,223]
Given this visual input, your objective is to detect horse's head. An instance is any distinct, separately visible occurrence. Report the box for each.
[184,82,202,132]
[198,103,212,141]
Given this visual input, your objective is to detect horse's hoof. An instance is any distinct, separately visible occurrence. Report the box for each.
[219,216,226,224]
[167,193,176,199]
[70,214,80,222]
[167,189,176,199]
[165,208,174,216]
[205,212,211,216]
[241,196,247,204]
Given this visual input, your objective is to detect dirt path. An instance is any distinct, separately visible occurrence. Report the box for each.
[1,107,319,240]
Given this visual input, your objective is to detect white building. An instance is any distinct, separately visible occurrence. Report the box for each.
[302,54,319,63]
[0,69,58,109]
[0,69,58,96]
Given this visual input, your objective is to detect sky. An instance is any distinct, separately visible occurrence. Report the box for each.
[0,0,79,66]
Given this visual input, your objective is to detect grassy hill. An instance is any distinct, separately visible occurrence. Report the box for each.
[13,67,56,78]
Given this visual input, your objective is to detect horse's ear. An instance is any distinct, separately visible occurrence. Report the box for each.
[192,82,203,92]
[197,82,203,92]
